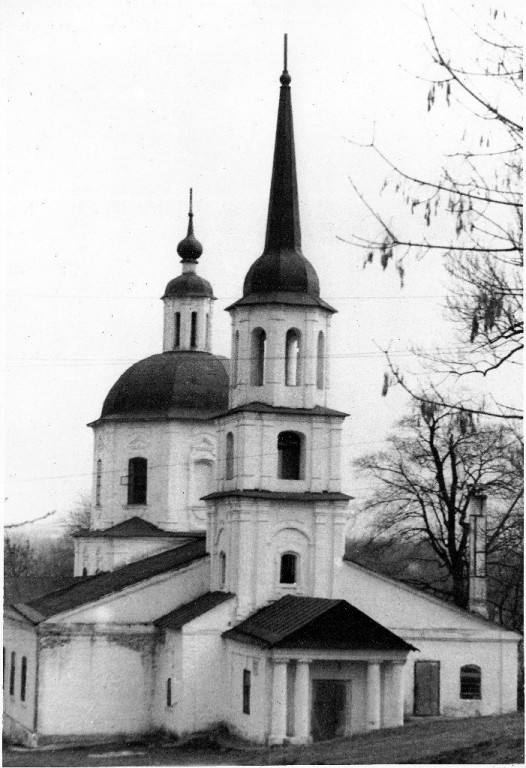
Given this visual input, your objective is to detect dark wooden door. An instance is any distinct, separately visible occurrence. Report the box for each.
[414,661,440,715]
[311,680,347,741]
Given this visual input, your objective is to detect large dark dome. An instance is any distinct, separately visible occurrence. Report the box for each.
[99,352,229,421]
[163,273,215,299]
[243,248,320,298]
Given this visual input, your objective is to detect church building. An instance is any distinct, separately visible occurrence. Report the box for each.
[3,41,519,748]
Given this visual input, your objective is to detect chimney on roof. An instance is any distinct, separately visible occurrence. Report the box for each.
[468,491,489,618]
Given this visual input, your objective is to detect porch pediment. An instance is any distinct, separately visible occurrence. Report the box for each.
[223,595,416,652]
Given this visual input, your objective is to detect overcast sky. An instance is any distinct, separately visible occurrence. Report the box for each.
[4,0,521,529]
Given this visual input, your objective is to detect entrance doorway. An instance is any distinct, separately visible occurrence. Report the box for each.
[414,660,440,715]
[311,679,347,741]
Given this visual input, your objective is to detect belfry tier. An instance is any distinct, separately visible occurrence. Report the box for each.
[162,190,215,353]
[205,45,351,619]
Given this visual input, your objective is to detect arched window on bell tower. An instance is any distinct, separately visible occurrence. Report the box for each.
[285,329,301,386]
[251,328,266,386]
[233,331,240,386]
[316,331,325,389]
[226,432,234,480]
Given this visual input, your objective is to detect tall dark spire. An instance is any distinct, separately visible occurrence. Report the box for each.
[263,33,302,257]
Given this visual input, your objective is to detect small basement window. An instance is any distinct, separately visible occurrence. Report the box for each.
[243,669,251,714]
[280,553,297,584]
[460,665,481,700]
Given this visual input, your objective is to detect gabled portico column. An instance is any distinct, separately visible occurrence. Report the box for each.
[293,658,312,744]
[366,661,381,730]
[269,658,288,745]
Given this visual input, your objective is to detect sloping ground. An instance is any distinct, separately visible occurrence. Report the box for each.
[3,713,523,766]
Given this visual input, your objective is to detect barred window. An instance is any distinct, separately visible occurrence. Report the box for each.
[460,665,481,699]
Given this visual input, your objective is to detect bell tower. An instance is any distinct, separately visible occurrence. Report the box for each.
[162,189,215,353]
[205,37,351,620]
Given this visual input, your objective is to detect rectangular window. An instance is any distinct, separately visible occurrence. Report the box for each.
[3,647,5,689]
[20,656,27,702]
[95,459,102,506]
[190,312,198,348]
[243,669,251,714]
[9,652,15,696]
[128,457,147,505]
[166,677,172,707]
[174,312,181,348]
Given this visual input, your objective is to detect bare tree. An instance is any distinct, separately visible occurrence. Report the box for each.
[344,3,522,418]
[355,401,523,609]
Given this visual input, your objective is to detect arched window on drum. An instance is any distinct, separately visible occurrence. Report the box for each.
[316,331,325,390]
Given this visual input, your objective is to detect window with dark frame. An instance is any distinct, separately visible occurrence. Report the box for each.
[316,331,325,390]
[127,457,147,505]
[250,327,266,386]
[280,553,297,584]
[20,656,27,702]
[242,669,251,714]
[285,328,301,386]
[9,652,15,696]
[460,664,481,699]
[190,312,198,348]
[95,458,102,506]
[219,551,227,588]
[174,312,181,348]
[277,431,303,480]
[166,677,172,707]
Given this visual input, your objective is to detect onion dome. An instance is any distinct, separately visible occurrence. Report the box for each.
[163,273,215,299]
[228,36,334,314]
[98,351,229,422]
[176,188,203,263]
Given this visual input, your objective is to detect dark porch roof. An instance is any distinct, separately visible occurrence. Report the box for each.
[13,539,207,623]
[155,591,235,630]
[223,595,416,652]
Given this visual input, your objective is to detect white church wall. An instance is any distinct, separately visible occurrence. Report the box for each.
[229,305,332,411]
[402,640,518,718]
[73,537,188,577]
[216,412,344,494]
[37,625,155,742]
[57,558,210,624]
[3,615,38,746]
[152,630,184,734]
[208,497,348,618]
[178,599,235,734]
[226,641,271,742]
[91,421,217,533]
[336,561,519,718]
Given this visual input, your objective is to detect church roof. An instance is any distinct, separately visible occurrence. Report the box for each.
[203,490,352,502]
[228,37,335,314]
[95,351,229,423]
[216,402,349,419]
[155,591,234,630]
[13,539,207,622]
[224,595,416,651]
[73,517,206,540]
